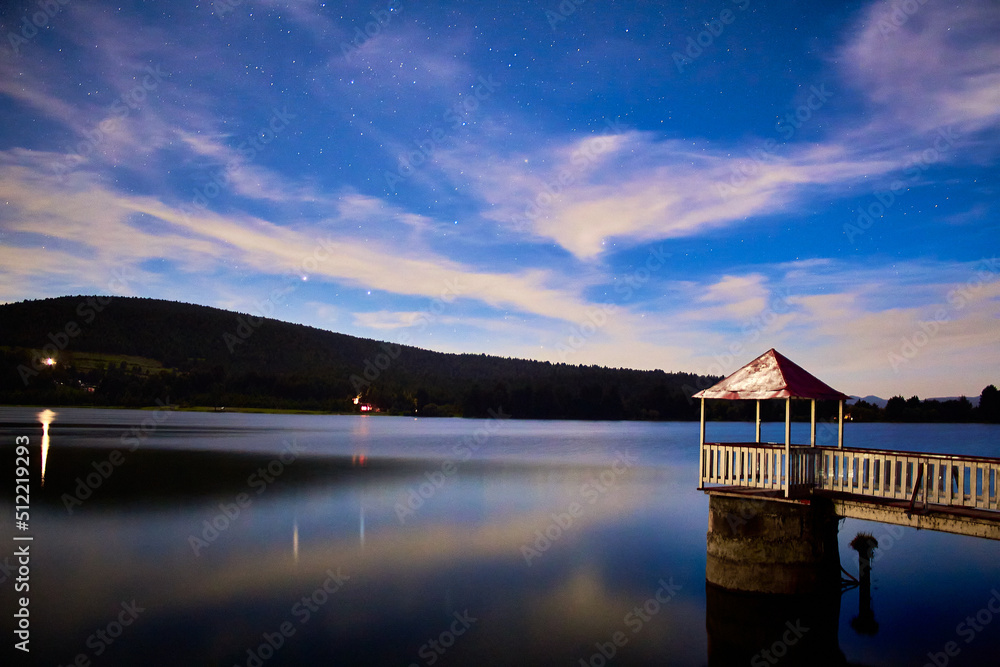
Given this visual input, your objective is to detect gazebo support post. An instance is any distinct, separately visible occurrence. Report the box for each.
[755,400,761,444]
[699,398,706,486]
[838,399,844,449]
[810,399,816,447]
[784,397,791,498]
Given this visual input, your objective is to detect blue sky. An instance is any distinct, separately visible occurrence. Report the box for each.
[1,0,997,398]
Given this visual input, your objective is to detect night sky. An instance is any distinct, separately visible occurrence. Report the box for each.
[1,0,997,397]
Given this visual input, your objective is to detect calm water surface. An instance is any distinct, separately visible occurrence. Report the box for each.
[0,408,998,666]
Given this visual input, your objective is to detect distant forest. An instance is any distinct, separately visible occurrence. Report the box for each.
[1,296,997,423]
[0,296,706,420]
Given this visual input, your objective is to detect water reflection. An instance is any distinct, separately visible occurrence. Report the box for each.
[359,504,366,550]
[705,584,847,666]
[37,408,56,485]
[850,581,879,636]
[846,540,880,637]
[29,445,695,665]
[1,409,996,665]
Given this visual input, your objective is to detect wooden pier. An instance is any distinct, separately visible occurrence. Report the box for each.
[700,442,1000,540]
[695,349,1000,543]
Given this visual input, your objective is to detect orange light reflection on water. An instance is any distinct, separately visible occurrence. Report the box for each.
[37,409,56,486]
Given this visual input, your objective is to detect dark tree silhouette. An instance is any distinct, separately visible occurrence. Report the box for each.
[980,385,1000,423]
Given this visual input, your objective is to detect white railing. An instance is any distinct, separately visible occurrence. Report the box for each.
[700,442,817,491]
[701,442,1000,512]
[817,447,1000,511]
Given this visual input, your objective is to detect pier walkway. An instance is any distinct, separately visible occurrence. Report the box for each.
[699,441,1000,540]
[693,349,1000,540]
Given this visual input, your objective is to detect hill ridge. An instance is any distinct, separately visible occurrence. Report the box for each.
[0,295,707,419]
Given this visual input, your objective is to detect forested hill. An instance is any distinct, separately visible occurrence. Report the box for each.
[0,296,711,418]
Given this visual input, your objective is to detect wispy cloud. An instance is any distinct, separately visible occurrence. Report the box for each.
[839,0,1000,137]
[443,131,896,258]
[353,310,427,330]
[0,149,602,327]
[695,274,769,321]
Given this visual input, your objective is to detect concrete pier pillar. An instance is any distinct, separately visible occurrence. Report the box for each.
[705,492,841,595]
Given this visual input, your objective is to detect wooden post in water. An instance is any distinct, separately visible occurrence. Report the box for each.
[850,532,879,635]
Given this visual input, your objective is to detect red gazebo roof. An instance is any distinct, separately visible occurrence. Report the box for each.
[692,348,849,401]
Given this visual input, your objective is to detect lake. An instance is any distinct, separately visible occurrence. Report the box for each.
[1,407,998,666]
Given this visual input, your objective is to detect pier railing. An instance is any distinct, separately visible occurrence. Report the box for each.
[817,446,1000,511]
[700,442,817,492]
[701,443,1000,512]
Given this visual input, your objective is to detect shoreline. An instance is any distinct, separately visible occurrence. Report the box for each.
[2,403,999,425]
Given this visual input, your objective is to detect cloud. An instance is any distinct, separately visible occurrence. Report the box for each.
[676,258,1000,396]
[1,0,996,403]
[0,149,603,328]
[0,60,84,133]
[412,0,1000,261]
[489,255,1000,397]
[696,274,769,321]
[839,0,1000,137]
[444,130,896,258]
[0,245,131,303]
[176,131,322,205]
[353,310,426,330]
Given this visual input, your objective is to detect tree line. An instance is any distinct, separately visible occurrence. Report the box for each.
[1,297,997,423]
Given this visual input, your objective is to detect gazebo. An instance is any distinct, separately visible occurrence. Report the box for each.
[693,348,850,497]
